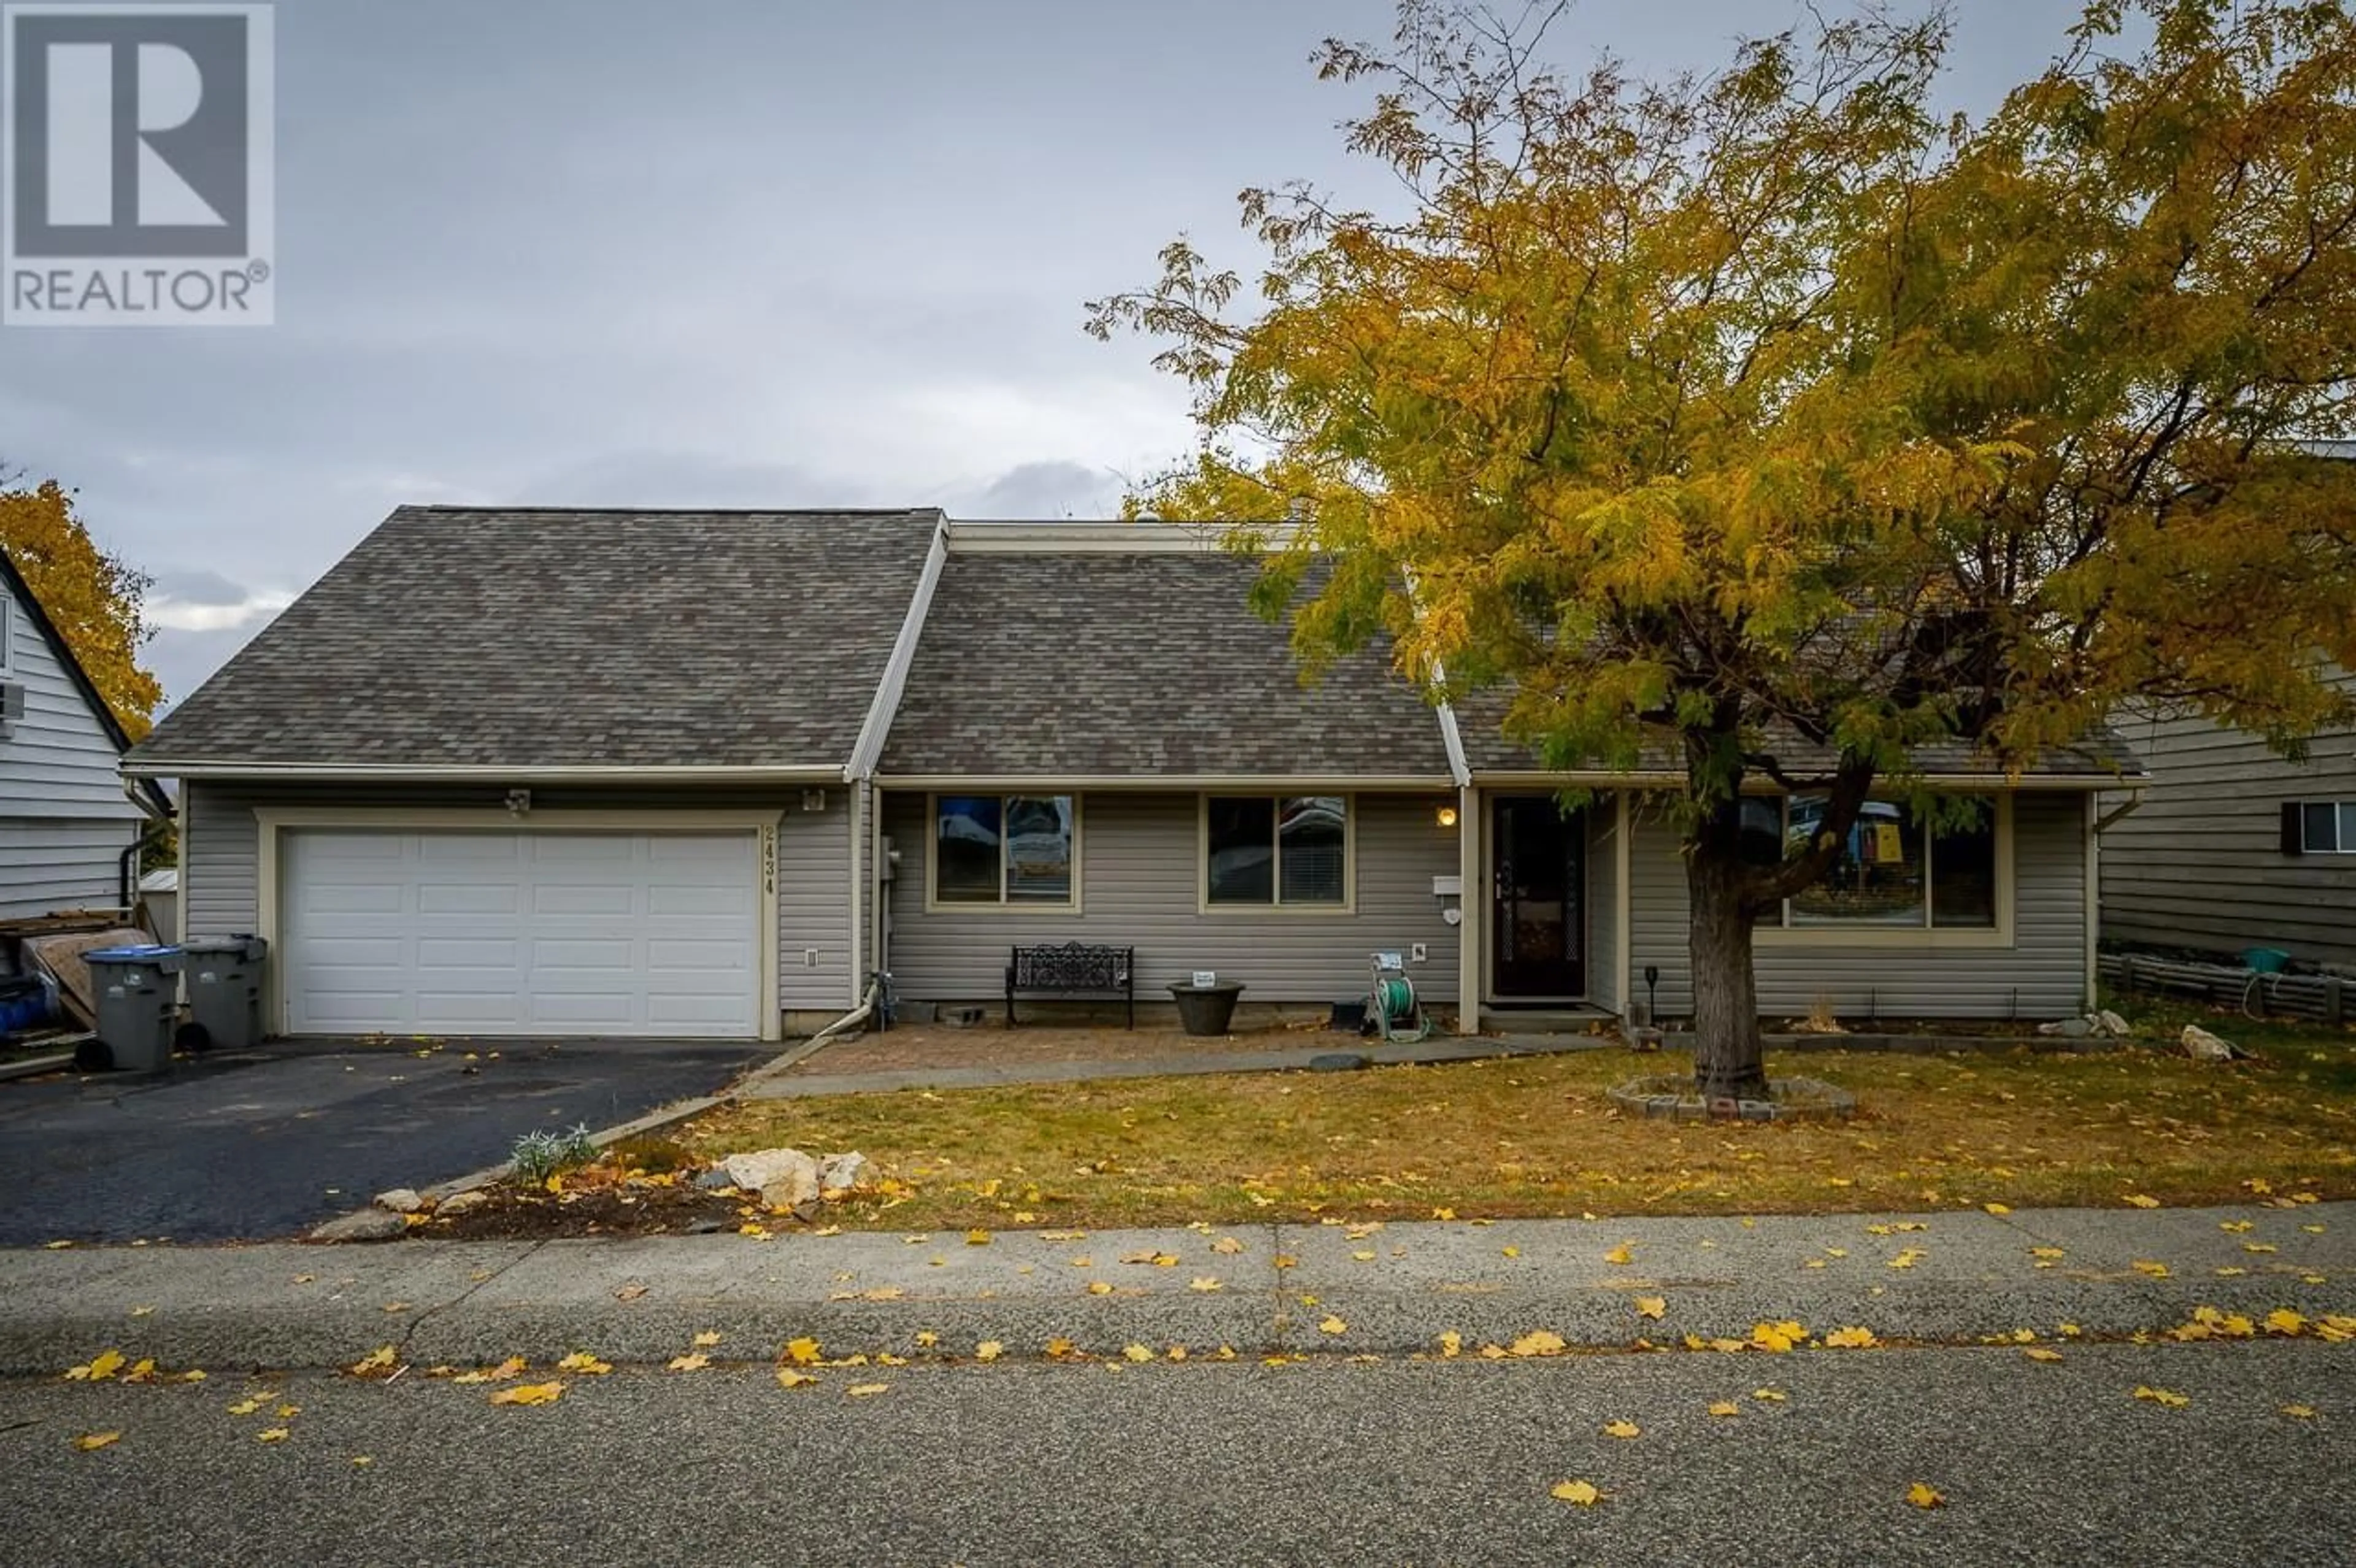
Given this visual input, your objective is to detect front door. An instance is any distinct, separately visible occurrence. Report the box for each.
[1491,796,1585,999]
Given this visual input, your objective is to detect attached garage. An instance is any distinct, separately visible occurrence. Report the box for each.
[274,823,772,1039]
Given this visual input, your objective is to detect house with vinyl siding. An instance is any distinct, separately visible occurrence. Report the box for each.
[123,505,2139,1041]
[1,548,169,920]
[2100,680,2356,970]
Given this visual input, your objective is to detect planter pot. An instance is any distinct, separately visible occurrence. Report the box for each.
[1168,981,1245,1036]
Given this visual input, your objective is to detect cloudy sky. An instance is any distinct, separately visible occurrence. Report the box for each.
[2,0,2096,705]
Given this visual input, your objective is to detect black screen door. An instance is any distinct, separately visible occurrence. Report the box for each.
[1492,796,1585,999]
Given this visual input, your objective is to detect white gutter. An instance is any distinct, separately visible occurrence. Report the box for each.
[845,511,951,783]
[122,762,845,783]
[873,773,1458,791]
[1467,769,2149,793]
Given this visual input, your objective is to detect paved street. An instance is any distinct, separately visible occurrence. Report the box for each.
[6,1339,2349,1565]
[0,1040,764,1246]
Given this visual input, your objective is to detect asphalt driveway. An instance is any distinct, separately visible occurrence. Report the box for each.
[0,1038,768,1247]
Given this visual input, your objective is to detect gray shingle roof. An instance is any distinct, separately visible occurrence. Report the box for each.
[1450,688,2144,779]
[129,507,940,769]
[879,551,1453,777]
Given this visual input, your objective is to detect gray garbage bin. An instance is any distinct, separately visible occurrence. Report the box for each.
[180,935,267,1052]
[82,945,183,1073]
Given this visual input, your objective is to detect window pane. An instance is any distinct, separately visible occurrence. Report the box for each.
[1789,796,1926,926]
[2341,802,2356,853]
[935,796,1003,902]
[2305,802,2339,853]
[1931,797,1998,928]
[1739,797,1784,867]
[1278,796,1347,904]
[1206,797,1276,904]
[1004,796,1075,902]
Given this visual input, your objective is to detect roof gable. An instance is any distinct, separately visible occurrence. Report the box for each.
[129,507,943,772]
[1,547,169,815]
[879,547,1453,779]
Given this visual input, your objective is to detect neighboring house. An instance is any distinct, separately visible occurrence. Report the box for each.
[124,505,2138,1040]
[0,548,169,920]
[2101,679,2356,969]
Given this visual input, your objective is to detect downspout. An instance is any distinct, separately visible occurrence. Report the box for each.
[118,840,141,915]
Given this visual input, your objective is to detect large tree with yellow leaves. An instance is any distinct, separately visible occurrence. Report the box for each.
[0,476,161,739]
[1090,1,2356,1099]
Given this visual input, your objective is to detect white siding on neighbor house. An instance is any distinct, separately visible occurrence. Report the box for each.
[1627,792,2088,1020]
[881,791,1463,1006]
[0,576,144,917]
[2101,691,2356,966]
[180,780,852,1014]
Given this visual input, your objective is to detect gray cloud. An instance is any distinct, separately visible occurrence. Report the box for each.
[1,0,2095,707]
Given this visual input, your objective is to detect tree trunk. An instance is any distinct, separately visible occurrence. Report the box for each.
[1686,841,1767,1102]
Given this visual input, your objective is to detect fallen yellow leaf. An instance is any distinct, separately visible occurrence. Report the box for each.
[2133,1385,2189,1407]
[966,1229,993,1246]
[1822,1326,1877,1349]
[1707,1401,1741,1417]
[348,1346,398,1376]
[776,1369,817,1388]
[1603,1244,1633,1266]
[1634,1297,1666,1320]
[1087,1280,1113,1296]
[1212,1236,1244,1255]
[2124,1194,2161,1209]
[71,1431,120,1451]
[1438,1331,1462,1359]
[667,1353,711,1373]
[2131,1260,2171,1278]
[226,1397,263,1415]
[1603,1420,1640,1439]
[1123,1344,1153,1363]
[1319,1316,1349,1336]
[488,1382,564,1407]
[1984,1203,2012,1216]
[65,1348,127,1383]
[691,1331,721,1348]
[847,1383,889,1397]
[2283,1404,2318,1418]
[452,1356,528,1385]
[1510,1329,1566,1358]
[2023,1347,2065,1363]
[256,1428,290,1442]
[1906,1482,1945,1509]
[1502,1245,1521,1258]
[1190,1277,1223,1293]
[976,1341,1003,1362]
[783,1337,822,1366]
[1753,1387,1788,1402]
[556,1351,612,1375]
[1550,1480,1603,1506]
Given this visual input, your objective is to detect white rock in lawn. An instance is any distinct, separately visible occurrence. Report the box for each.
[436,1189,487,1216]
[725,1148,821,1214]
[2181,1024,2239,1061]
[818,1151,873,1193]
[373,1187,424,1213]
[2097,1010,2133,1038]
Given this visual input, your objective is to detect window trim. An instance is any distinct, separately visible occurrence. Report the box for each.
[923,793,1085,915]
[1197,792,1357,916]
[2285,800,2356,856]
[1754,791,2015,950]
[0,591,13,676]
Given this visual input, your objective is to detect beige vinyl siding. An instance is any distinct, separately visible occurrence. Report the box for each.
[2101,691,2356,966]
[777,788,853,1011]
[1585,804,1622,1013]
[1628,792,2087,1020]
[881,790,1461,1005]
[179,780,845,1012]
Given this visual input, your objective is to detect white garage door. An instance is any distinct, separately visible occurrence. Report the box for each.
[282,829,763,1037]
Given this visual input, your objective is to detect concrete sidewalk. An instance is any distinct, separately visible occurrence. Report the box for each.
[742,1032,1609,1097]
[2,1201,2348,1377]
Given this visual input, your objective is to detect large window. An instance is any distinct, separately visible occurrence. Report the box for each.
[1755,794,2002,932]
[2286,801,2356,855]
[933,795,1077,907]
[1204,795,1349,908]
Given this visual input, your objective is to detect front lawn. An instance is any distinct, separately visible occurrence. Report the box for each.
[672,999,2356,1231]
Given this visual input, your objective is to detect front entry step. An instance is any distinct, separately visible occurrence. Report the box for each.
[1480,1006,1619,1036]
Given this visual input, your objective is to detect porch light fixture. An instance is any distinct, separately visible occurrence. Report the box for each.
[1436,805,1459,828]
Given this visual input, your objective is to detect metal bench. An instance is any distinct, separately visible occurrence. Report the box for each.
[1006,942,1134,1028]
